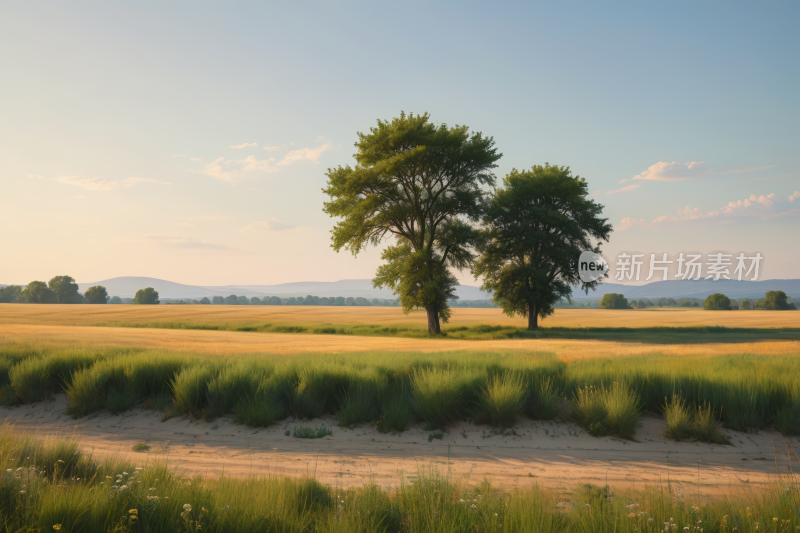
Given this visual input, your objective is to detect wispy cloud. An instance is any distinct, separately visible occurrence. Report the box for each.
[43,175,170,191]
[194,142,331,181]
[621,161,777,184]
[617,192,800,230]
[263,145,284,152]
[593,183,643,196]
[130,236,236,251]
[231,142,257,149]
[241,218,296,231]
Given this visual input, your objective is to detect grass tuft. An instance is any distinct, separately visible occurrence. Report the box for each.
[294,424,333,438]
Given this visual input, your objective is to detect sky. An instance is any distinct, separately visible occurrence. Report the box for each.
[1,1,798,287]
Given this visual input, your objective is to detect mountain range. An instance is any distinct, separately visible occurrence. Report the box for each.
[59,276,800,300]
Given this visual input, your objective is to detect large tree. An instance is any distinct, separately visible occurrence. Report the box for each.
[48,275,82,303]
[22,281,56,303]
[323,112,501,333]
[84,285,109,304]
[473,164,612,330]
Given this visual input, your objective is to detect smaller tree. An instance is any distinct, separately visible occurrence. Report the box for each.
[212,296,224,305]
[22,281,56,303]
[250,296,261,305]
[109,296,123,304]
[199,297,211,304]
[237,295,250,305]
[134,287,160,305]
[84,285,109,304]
[224,295,239,305]
[763,290,796,310]
[704,293,731,310]
[599,293,629,309]
[48,275,82,303]
[755,298,766,309]
[741,298,751,310]
[0,285,23,303]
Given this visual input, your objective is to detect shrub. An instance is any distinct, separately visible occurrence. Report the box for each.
[378,388,411,432]
[131,442,149,452]
[526,377,560,420]
[106,386,138,415]
[337,381,381,427]
[410,367,470,429]
[704,293,732,310]
[569,382,641,439]
[599,293,629,309]
[235,391,285,427]
[773,398,800,435]
[663,396,694,440]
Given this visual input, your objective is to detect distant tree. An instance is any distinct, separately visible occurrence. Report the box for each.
[48,275,82,303]
[636,300,647,309]
[237,295,249,305]
[109,296,123,304]
[731,303,739,310]
[224,295,238,305]
[84,285,109,304]
[741,298,751,310]
[754,298,766,309]
[0,285,23,303]
[763,290,796,310]
[474,165,612,330]
[704,293,731,310]
[666,298,677,306]
[268,296,281,305]
[22,281,56,303]
[335,297,345,306]
[211,296,223,305]
[599,293,629,310]
[134,287,160,305]
[286,297,297,305]
[371,298,380,306]
[629,299,638,308]
[249,296,261,305]
[198,297,211,304]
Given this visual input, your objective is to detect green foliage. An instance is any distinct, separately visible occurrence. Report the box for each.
[475,164,612,330]
[427,430,445,442]
[663,396,729,444]
[235,391,285,427]
[21,281,56,303]
[293,424,332,438]
[0,285,23,303]
[568,382,641,439]
[764,290,797,310]
[704,293,732,310]
[741,298,751,310]
[773,398,800,435]
[476,373,526,427]
[322,111,501,333]
[199,297,211,304]
[134,287,160,305]
[526,377,561,420]
[599,293,630,309]
[84,285,109,304]
[109,296,123,304]
[48,275,81,303]
[132,442,149,452]
[410,367,474,429]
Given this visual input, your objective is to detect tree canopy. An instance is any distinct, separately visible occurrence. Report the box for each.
[22,281,56,303]
[48,275,82,303]
[599,293,630,310]
[323,112,501,333]
[704,293,732,310]
[474,165,612,329]
[763,290,796,310]
[134,287,159,305]
[84,285,109,304]
[0,285,23,303]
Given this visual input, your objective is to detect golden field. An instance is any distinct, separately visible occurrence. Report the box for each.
[0,303,798,328]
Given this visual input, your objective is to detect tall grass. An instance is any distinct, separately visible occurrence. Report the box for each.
[2,345,800,438]
[0,427,797,533]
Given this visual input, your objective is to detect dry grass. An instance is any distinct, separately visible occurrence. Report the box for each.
[1,323,798,360]
[1,303,798,329]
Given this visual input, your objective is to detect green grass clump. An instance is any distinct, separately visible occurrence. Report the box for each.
[773,398,800,435]
[427,430,445,442]
[131,442,149,452]
[234,391,285,427]
[476,373,526,427]
[294,425,332,438]
[569,382,641,439]
[411,367,476,429]
[526,376,561,420]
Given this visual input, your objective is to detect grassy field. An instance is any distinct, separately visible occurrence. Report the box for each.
[1,304,799,343]
[1,428,798,533]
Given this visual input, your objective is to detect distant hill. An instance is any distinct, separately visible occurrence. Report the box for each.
[59,276,800,301]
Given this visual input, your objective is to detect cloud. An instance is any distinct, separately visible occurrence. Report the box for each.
[241,218,296,231]
[50,176,170,191]
[189,215,234,221]
[626,161,777,183]
[277,143,331,166]
[131,236,235,251]
[593,183,643,196]
[263,145,284,151]
[617,192,799,230]
[231,143,258,149]
[195,142,331,181]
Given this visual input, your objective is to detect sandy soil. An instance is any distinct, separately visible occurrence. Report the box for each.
[2,324,799,359]
[1,304,798,329]
[4,395,798,497]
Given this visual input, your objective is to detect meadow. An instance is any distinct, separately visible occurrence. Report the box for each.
[1,427,798,533]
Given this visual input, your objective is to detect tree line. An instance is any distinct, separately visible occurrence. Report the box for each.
[598,291,797,310]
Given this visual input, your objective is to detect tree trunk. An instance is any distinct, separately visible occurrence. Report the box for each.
[426,306,442,334]
[528,302,538,330]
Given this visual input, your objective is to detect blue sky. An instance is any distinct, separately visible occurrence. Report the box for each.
[1,1,798,286]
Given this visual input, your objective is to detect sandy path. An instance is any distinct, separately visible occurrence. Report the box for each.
[2,324,799,359]
[4,396,797,497]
